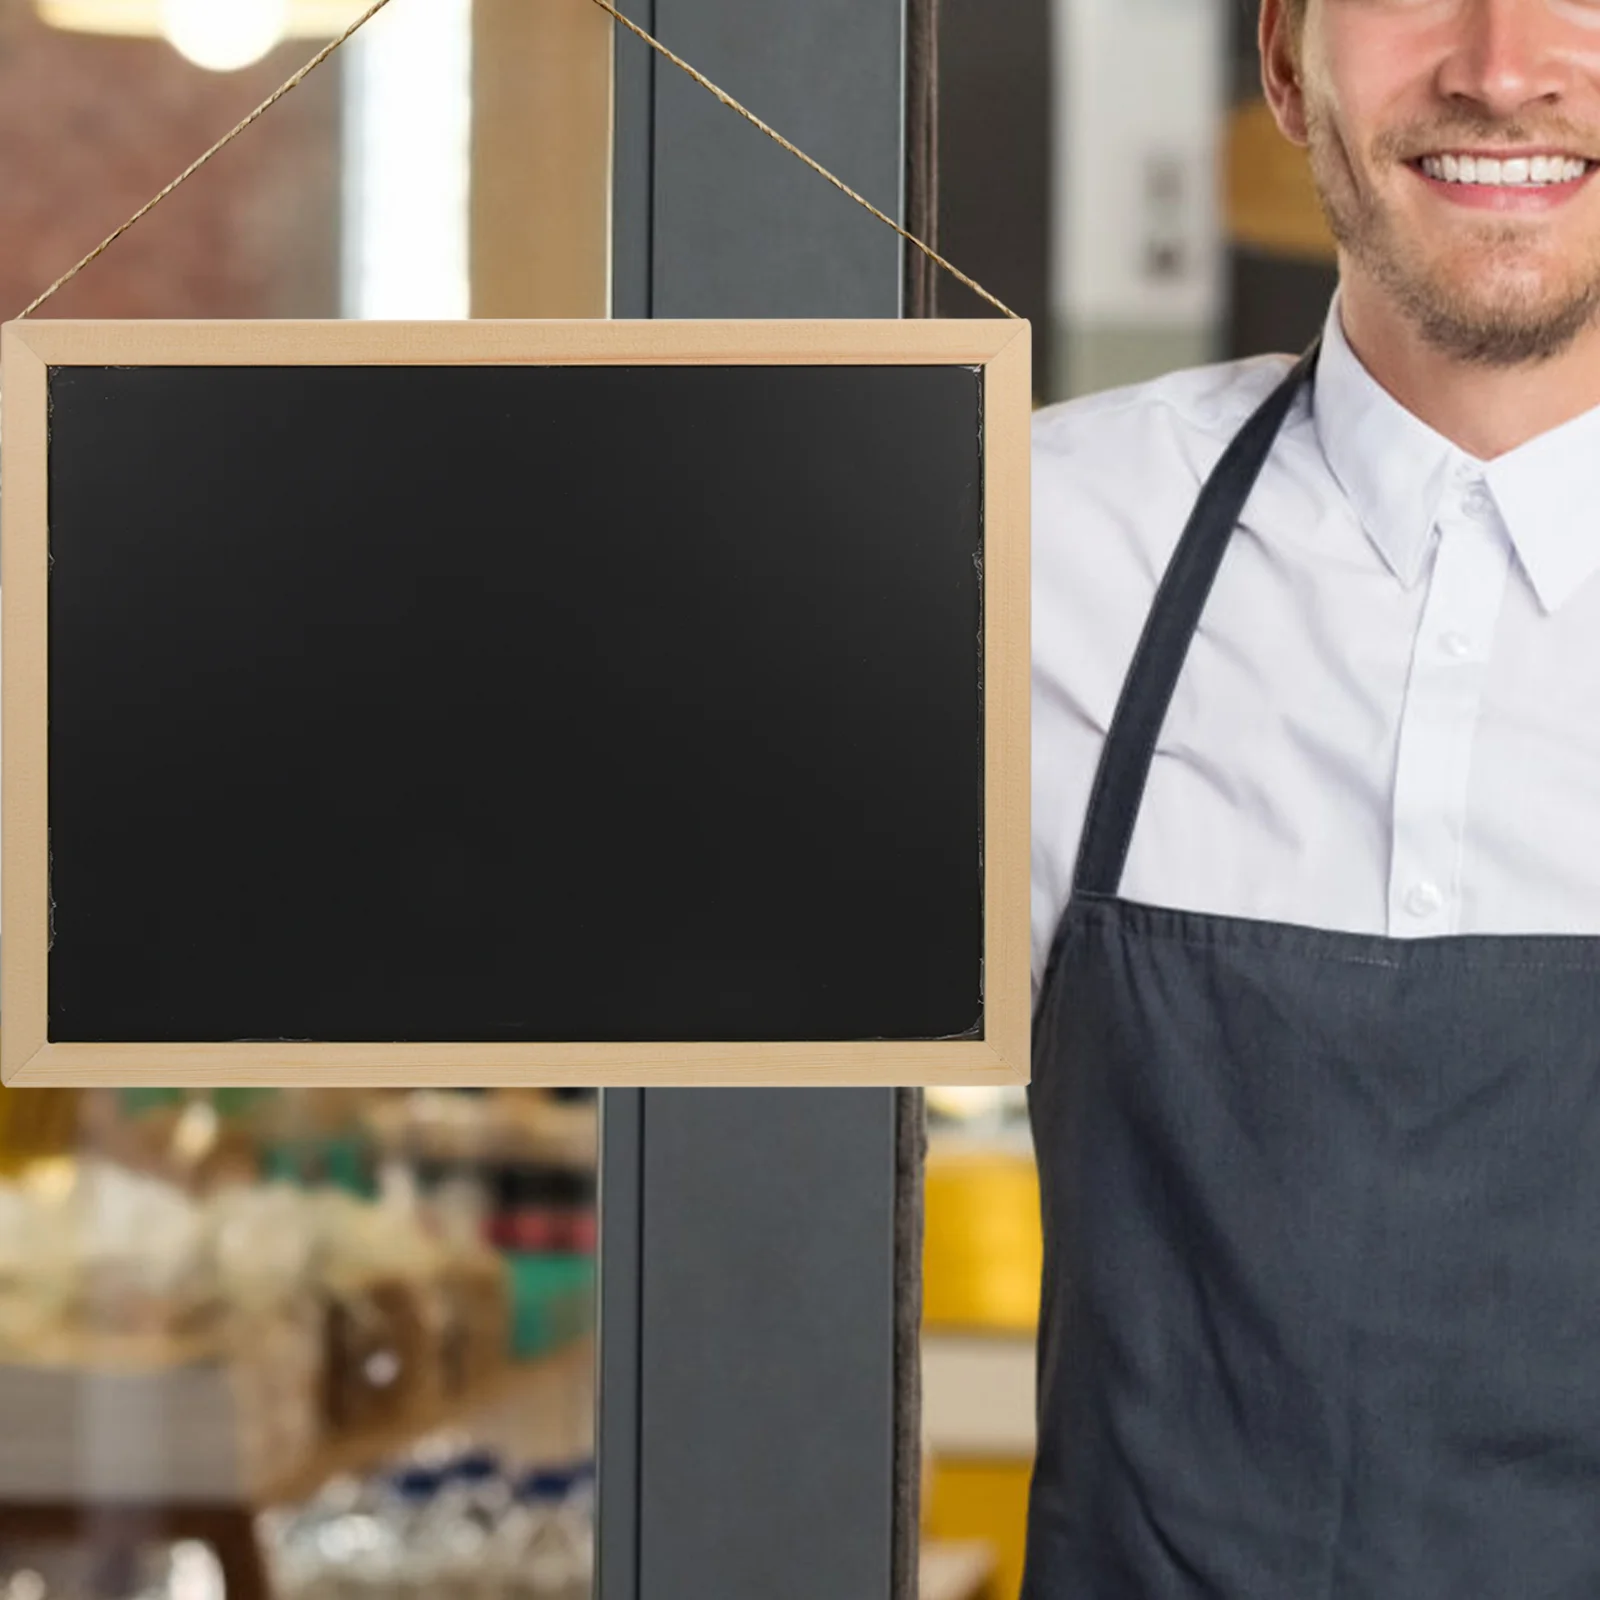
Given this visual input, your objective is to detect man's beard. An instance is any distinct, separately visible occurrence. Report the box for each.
[1305,102,1600,367]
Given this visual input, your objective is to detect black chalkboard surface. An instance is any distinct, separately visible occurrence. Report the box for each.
[1,320,1029,1084]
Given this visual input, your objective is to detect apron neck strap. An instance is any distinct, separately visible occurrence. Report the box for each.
[1071,339,1322,901]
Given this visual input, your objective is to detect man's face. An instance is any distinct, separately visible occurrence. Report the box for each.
[1267,0,1600,365]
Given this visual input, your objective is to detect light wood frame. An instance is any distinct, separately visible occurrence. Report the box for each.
[0,317,1030,1087]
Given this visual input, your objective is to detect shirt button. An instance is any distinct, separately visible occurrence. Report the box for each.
[1462,483,1493,518]
[1440,630,1473,659]
[1405,881,1444,917]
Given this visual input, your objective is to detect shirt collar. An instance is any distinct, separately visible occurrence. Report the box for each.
[1310,295,1600,613]
[1481,402,1600,613]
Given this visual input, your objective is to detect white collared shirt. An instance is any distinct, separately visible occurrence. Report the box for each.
[1032,297,1600,1003]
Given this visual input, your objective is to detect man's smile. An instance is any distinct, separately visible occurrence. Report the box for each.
[1407,148,1599,210]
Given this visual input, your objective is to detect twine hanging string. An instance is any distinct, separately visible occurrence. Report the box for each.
[584,0,1018,319]
[16,0,1020,323]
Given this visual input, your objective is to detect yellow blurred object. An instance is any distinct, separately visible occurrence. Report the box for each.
[0,1080,81,1178]
[926,1457,1033,1600]
[923,1145,1042,1333]
[1226,97,1338,263]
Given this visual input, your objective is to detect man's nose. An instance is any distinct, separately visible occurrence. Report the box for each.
[1434,0,1574,120]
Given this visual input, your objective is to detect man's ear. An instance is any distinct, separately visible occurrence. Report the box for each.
[1261,0,1310,148]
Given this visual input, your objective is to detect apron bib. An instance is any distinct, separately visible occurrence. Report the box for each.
[1026,347,1600,1598]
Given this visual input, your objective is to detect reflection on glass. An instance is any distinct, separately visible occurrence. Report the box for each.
[4,4,600,1589]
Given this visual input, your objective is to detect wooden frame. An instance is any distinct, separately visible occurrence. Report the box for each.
[0,317,1029,1087]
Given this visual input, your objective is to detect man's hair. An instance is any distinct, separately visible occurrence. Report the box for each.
[1278,0,1305,53]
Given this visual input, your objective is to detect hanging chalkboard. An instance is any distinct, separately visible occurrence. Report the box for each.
[1,320,1028,1085]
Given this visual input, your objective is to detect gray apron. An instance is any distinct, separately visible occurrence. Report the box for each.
[1025,346,1600,1598]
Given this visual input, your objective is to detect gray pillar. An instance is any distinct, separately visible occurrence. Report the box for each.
[599,3,919,1596]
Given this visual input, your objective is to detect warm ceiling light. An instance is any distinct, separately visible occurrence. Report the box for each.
[36,0,374,71]
[162,0,287,70]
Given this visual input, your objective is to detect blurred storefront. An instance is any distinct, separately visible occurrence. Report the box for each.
[0,0,1340,1595]
[0,1084,598,1600]
[2,5,606,1591]
[936,0,1336,402]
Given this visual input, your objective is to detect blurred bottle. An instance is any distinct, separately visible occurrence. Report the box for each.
[321,1466,440,1600]
[481,1466,594,1600]
[564,1462,596,1599]
[412,1449,509,1600]
[261,1474,366,1600]
[260,1452,594,1600]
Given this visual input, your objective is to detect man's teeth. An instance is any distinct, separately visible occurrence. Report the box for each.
[1419,153,1590,186]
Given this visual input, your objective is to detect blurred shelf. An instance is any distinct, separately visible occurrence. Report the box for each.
[366,1094,597,1174]
[261,1343,590,1506]
[0,1342,588,1511]
[0,1340,593,1600]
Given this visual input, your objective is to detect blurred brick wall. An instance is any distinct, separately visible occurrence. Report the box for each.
[0,0,341,320]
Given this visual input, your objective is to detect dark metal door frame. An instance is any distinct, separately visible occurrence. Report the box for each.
[598,3,932,1594]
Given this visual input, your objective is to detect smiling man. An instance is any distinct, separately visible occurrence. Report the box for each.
[1026,0,1600,1595]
